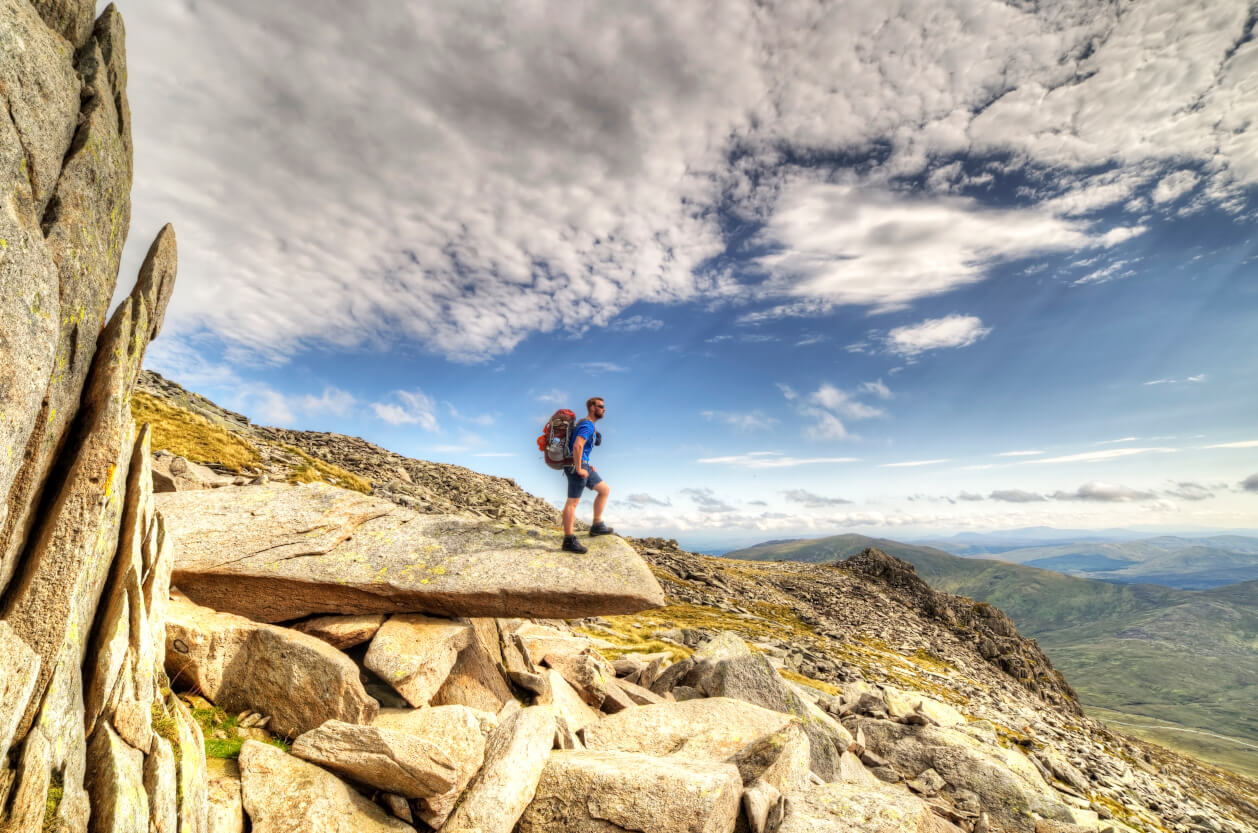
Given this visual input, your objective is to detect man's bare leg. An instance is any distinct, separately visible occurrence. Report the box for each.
[563,497,580,536]
[592,482,610,525]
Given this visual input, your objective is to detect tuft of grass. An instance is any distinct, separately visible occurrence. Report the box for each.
[280,443,371,494]
[130,391,261,473]
[151,701,179,746]
[779,667,841,696]
[43,771,63,833]
[190,703,289,759]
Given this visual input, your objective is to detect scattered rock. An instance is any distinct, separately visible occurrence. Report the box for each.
[290,614,387,650]
[518,749,743,833]
[441,705,556,833]
[238,740,415,833]
[365,614,472,707]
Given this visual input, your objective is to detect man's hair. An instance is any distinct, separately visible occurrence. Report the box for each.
[586,397,604,412]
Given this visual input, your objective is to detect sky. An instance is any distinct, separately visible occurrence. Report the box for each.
[114,0,1258,549]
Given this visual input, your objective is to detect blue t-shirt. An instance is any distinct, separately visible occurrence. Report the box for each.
[568,420,596,465]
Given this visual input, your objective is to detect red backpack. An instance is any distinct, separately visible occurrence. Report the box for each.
[537,409,585,469]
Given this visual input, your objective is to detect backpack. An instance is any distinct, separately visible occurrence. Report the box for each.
[538,409,578,470]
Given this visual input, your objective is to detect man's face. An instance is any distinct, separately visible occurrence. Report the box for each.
[592,400,606,417]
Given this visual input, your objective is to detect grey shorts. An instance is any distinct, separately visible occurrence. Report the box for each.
[565,466,603,499]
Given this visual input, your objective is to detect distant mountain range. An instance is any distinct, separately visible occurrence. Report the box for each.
[912,532,1258,589]
[724,533,1258,778]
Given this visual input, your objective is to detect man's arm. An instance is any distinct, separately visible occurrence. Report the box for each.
[572,437,587,477]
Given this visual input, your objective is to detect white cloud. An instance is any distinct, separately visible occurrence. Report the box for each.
[1204,440,1258,449]
[626,493,671,507]
[472,452,516,457]
[755,184,1140,315]
[443,401,495,427]
[1144,374,1207,386]
[535,389,569,406]
[607,315,664,332]
[859,379,893,400]
[880,459,951,468]
[809,384,885,420]
[783,489,852,508]
[775,383,798,401]
[701,410,779,431]
[990,489,1047,503]
[681,488,737,513]
[577,361,629,373]
[1243,474,1258,492]
[300,387,356,416]
[372,390,439,430]
[1152,170,1201,204]
[1053,482,1157,502]
[119,0,1256,363]
[1164,482,1214,501]
[1073,259,1134,286]
[696,453,860,469]
[1029,447,1177,464]
[998,450,1044,457]
[886,315,991,357]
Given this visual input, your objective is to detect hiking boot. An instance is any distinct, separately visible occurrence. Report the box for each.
[589,521,615,537]
[562,535,588,554]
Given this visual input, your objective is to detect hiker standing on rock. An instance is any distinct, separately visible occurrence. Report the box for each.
[562,397,613,553]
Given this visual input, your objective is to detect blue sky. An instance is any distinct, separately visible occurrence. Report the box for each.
[115,0,1257,548]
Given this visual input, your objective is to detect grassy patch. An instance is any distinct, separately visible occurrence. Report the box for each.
[130,391,261,473]
[188,704,289,759]
[779,667,841,696]
[151,701,179,746]
[281,443,371,494]
[43,772,63,833]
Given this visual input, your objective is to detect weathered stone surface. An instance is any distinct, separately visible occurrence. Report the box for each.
[145,735,178,833]
[743,778,785,833]
[430,619,514,713]
[291,613,386,649]
[730,722,813,794]
[172,693,209,833]
[151,450,235,493]
[205,758,244,833]
[883,685,964,728]
[681,651,846,780]
[291,719,459,799]
[0,7,138,601]
[371,705,491,827]
[544,648,613,708]
[517,749,743,833]
[2,727,51,833]
[851,718,1075,832]
[777,779,954,832]
[0,0,79,589]
[583,697,796,763]
[239,740,415,833]
[166,592,378,737]
[441,705,556,833]
[159,481,665,621]
[543,668,602,734]
[29,0,95,48]
[365,614,472,707]
[0,622,39,762]
[85,721,150,833]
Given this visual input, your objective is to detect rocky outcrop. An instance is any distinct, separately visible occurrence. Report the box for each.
[0,4,187,825]
[158,480,666,621]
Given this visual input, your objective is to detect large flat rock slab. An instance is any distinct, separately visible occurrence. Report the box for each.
[158,482,664,622]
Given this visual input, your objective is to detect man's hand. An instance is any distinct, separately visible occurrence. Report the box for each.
[575,467,588,477]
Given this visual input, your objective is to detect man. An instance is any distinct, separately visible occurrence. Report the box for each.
[561,396,612,553]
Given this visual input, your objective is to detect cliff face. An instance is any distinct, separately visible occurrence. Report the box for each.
[0,2,193,830]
